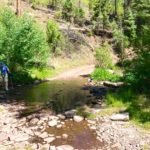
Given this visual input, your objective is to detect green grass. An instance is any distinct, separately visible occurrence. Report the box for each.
[91,68,121,82]
[106,87,150,129]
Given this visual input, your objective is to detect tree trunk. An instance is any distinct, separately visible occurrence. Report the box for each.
[16,0,21,16]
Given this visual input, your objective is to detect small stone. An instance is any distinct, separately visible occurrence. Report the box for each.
[62,134,68,139]
[39,132,48,139]
[56,145,74,150]
[90,126,96,130]
[44,137,55,143]
[57,114,66,120]
[29,118,39,125]
[73,115,84,122]
[111,143,121,150]
[48,120,58,127]
[64,110,76,118]
[57,124,62,128]
[50,146,56,150]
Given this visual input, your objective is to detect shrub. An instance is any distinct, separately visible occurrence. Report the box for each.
[74,7,85,26]
[95,42,113,69]
[62,0,74,21]
[0,8,49,82]
[0,9,48,71]
[46,20,63,54]
[91,68,121,82]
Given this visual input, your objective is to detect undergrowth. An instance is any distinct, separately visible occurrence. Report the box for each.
[91,68,121,82]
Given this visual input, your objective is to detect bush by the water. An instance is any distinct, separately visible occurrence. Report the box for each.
[0,8,49,83]
[91,68,121,82]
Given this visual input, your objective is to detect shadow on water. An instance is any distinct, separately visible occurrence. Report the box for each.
[14,78,92,112]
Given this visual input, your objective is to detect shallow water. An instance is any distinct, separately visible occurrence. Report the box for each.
[3,78,104,149]
[8,78,93,113]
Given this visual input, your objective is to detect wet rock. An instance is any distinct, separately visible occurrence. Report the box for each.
[62,134,68,139]
[110,113,129,121]
[56,145,74,150]
[34,80,40,84]
[48,120,58,127]
[73,115,84,122]
[64,110,76,118]
[57,114,66,120]
[44,137,55,143]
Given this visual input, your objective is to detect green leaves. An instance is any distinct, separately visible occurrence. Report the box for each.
[46,20,62,54]
[0,8,48,71]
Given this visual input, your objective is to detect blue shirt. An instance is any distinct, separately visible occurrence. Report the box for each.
[0,65,9,75]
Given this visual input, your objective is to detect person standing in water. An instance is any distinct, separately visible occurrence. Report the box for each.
[0,62,10,91]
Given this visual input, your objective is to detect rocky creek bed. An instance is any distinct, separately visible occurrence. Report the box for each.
[0,79,150,150]
[0,102,150,150]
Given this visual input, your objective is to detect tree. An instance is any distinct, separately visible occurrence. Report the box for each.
[16,0,21,16]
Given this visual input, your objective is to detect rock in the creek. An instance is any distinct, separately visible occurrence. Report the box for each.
[57,124,62,128]
[50,146,56,150]
[14,135,29,142]
[73,115,84,122]
[110,113,129,121]
[56,145,74,150]
[29,118,39,125]
[48,120,58,127]
[62,134,68,139]
[44,137,55,143]
[38,132,48,139]
[34,80,40,84]
[64,110,76,118]
[57,114,66,120]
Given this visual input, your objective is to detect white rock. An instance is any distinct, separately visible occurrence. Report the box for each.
[29,118,39,125]
[56,145,74,150]
[87,120,96,124]
[73,115,84,122]
[38,132,48,139]
[62,134,68,139]
[57,124,62,128]
[48,120,58,127]
[110,113,129,121]
[44,137,55,143]
[50,146,56,150]
[57,114,66,120]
